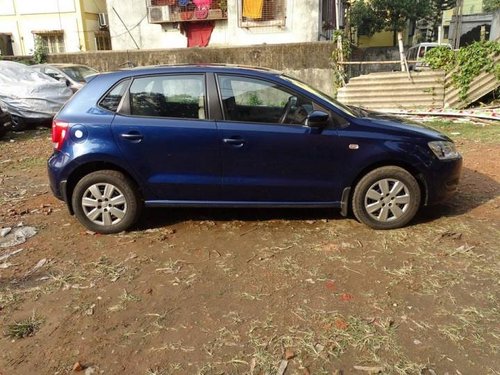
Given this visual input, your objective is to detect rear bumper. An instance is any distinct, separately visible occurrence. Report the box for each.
[47,153,67,201]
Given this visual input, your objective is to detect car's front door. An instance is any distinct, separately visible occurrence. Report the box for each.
[216,74,344,203]
[111,74,220,201]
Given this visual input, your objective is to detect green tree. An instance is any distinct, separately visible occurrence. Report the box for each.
[483,0,500,12]
[350,0,383,37]
[33,36,48,64]
[350,0,434,46]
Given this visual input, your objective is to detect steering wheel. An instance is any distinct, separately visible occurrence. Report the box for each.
[279,96,297,124]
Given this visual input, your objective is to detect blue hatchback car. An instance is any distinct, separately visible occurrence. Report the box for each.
[48,65,462,234]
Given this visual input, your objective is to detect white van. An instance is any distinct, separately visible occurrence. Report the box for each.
[406,42,452,70]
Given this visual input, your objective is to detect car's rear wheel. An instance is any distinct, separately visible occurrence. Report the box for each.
[352,166,421,230]
[72,170,141,234]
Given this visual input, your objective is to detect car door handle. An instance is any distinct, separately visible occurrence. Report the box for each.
[223,137,245,146]
[121,132,143,141]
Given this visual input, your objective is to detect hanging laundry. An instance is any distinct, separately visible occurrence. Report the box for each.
[193,0,212,6]
[243,0,264,19]
[182,21,215,47]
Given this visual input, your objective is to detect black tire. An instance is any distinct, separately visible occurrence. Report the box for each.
[10,115,28,132]
[72,170,142,234]
[352,166,421,230]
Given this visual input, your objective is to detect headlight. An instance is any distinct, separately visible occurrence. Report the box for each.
[428,141,460,160]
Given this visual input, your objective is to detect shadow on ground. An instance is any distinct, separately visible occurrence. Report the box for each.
[418,166,499,223]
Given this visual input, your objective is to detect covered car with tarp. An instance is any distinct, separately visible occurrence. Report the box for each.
[0,61,72,131]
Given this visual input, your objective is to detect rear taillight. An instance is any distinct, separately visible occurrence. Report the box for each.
[52,120,69,151]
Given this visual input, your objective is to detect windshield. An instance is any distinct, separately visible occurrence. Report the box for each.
[61,66,99,83]
[281,74,357,117]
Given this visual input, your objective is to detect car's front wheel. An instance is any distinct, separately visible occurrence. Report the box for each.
[72,170,141,234]
[10,115,27,132]
[352,166,421,230]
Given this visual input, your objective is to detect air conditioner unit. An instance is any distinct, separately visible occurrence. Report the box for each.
[148,6,171,23]
[98,13,109,28]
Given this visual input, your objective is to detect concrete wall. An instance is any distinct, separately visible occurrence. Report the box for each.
[490,10,500,40]
[107,0,321,50]
[8,42,337,95]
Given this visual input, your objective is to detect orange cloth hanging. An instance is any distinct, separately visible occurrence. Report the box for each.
[243,0,264,19]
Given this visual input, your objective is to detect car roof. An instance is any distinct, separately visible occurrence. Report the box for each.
[408,42,452,49]
[98,64,283,80]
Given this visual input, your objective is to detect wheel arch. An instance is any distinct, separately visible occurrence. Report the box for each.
[64,161,143,215]
[346,160,429,214]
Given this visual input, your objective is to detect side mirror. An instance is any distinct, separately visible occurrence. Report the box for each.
[306,110,329,128]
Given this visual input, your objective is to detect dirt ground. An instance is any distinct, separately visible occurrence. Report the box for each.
[0,122,498,375]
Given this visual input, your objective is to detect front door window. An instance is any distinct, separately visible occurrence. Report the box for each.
[218,75,314,125]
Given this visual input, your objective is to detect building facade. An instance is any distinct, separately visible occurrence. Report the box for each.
[442,0,497,47]
[0,0,110,56]
[106,0,340,50]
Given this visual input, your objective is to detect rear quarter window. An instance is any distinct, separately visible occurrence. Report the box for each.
[99,80,129,112]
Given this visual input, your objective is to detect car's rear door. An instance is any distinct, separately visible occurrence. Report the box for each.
[111,73,221,201]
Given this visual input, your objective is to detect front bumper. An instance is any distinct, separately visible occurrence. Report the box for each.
[424,156,463,205]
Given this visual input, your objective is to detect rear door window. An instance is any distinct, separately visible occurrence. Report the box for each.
[129,75,206,119]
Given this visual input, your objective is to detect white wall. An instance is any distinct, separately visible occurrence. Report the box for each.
[0,0,107,55]
[0,0,15,15]
[107,0,320,50]
[16,0,76,14]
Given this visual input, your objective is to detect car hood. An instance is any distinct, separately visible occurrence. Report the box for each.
[352,107,451,141]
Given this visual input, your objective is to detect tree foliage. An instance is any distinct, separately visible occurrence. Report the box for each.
[350,0,434,45]
[350,0,383,36]
[33,36,48,64]
[483,0,500,12]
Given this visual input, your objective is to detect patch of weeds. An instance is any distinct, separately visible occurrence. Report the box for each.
[91,256,126,282]
[145,308,176,331]
[150,341,195,352]
[197,363,217,375]
[438,306,499,350]
[216,327,241,348]
[156,259,182,274]
[223,311,243,325]
[420,270,462,295]
[172,273,197,286]
[277,256,301,275]
[384,262,415,287]
[109,289,140,312]
[5,313,43,339]
[294,307,422,372]
[48,271,82,289]
[146,368,167,375]
[146,364,182,375]
[215,259,234,274]
[384,262,414,278]
[239,292,269,301]
[119,289,140,303]
[0,289,23,309]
